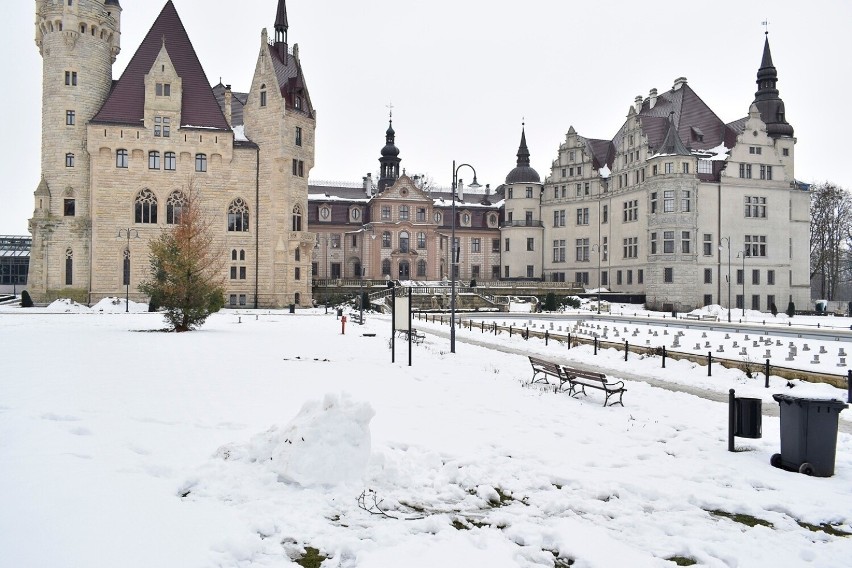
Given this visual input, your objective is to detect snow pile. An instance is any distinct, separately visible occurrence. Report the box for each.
[217,393,374,487]
[91,297,149,313]
[46,298,90,312]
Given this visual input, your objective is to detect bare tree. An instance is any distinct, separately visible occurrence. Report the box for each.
[809,182,852,300]
[139,180,226,331]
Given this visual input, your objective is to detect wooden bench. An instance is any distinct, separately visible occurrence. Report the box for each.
[560,365,626,407]
[528,356,566,386]
[700,314,718,322]
[684,314,701,320]
[397,328,425,344]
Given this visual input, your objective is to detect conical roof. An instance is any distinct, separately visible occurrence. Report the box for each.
[753,34,793,138]
[505,127,540,184]
[658,113,691,155]
[381,120,400,157]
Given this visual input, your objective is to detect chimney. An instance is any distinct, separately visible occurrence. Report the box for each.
[366,173,373,196]
[224,85,232,127]
[649,88,658,109]
[673,77,687,91]
[634,95,643,114]
[457,179,464,202]
[293,43,299,59]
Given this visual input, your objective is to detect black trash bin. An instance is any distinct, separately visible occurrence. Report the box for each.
[289,304,295,314]
[336,308,343,317]
[735,397,762,438]
[771,394,848,477]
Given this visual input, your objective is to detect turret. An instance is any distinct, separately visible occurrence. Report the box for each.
[753,33,794,138]
[378,114,401,192]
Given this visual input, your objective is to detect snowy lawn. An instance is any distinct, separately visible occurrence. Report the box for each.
[1,307,851,567]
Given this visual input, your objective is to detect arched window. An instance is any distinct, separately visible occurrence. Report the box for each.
[65,248,73,285]
[231,249,238,261]
[123,249,130,286]
[148,151,160,170]
[292,205,302,231]
[195,153,207,172]
[228,198,249,232]
[381,259,391,276]
[260,84,267,107]
[399,231,409,253]
[382,231,391,248]
[116,149,128,168]
[240,249,245,261]
[164,151,176,171]
[166,190,186,224]
[417,259,427,277]
[134,189,158,224]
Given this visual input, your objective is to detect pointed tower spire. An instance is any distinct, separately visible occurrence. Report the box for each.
[753,33,794,138]
[516,124,531,168]
[659,112,690,156]
[274,0,289,62]
[505,123,541,184]
[378,109,401,192]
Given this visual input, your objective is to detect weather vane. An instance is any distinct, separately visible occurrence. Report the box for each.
[386,101,394,120]
[762,20,770,35]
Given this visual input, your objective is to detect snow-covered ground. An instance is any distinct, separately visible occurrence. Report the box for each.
[1,305,851,567]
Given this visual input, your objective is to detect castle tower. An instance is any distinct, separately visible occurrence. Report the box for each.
[29,0,121,302]
[378,115,401,192]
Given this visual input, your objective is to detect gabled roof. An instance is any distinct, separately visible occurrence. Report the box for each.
[269,44,315,118]
[212,83,247,127]
[92,1,229,130]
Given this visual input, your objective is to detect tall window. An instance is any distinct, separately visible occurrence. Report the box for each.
[471,238,481,253]
[65,248,73,285]
[663,231,675,253]
[576,207,589,225]
[505,238,510,252]
[745,196,767,218]
[417,260,427,277]
[745,235,767,257]
[553,239,566,262]
[292,205,302,231]
[703,234,713,256]
[416,208,426,222]
[260,88,267,107]
[739,163,752,179]
[382,231,391,248]
[195,153,207,172]
[399,205,409,221]
[602,205,608,223]
[650,232,657,254]
[681,190,691,212]
[399,231,410,253]
[134,189,158,224]
[164,152,176,171]
[681,231,691,254]
[227,198,249,232]
[492,239,500,253]
[154,116,170,137]
[526,237,534,251]
[381,259,391,276]
[663,190,675,212]
[704,268,712,284]
[623,237,638,259]
[64,198,75,217]
[295,126,302,146]
[525,187,534,198]
[760,165,773,180]
[148,151,160,170]
[155,83,171,97]
[381,206,391,220]
[623,200,638,221]
[166,191,186,224]
[575,238,589,261]
[116,149,128,168]
[66,110,75,125]
[292,159,304,177]
[65,71,78,86]
[651,192,657,214]
[417,232,426,249]
[664,267,674,283]
[65,153,75,167]
[330,234,341,248]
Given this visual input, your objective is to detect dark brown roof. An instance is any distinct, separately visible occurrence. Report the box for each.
[269,44,315,118]
[92,1,229,130]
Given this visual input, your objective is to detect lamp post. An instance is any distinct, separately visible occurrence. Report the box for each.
[737,249,748,318]
[591,243,602,314]
[117,228,140,312]
[450,161,480,353]
[719,237,731,322]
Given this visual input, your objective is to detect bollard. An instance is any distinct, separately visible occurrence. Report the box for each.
[728,389,736,452]
[765,359,770,388]
[568,333,571,349]
[708,352,712,376]
[594,336,598,355]
[256,315,258,321]
[848,370,851,404]
[510,326,513,337]
[481,321,484,334]
[341,315,347,335]
[662,346,666,368]
[625,341,629,361]
[545,330,549,346]
[494,322,497,335]
[238,316,241,324]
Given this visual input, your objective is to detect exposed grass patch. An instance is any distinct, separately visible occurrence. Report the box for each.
[797,521,852,537]
[547,549,575,566]
[294,547,327,568]
[708,509,773,528]
[451,517,490,530]
[666,556,697,566]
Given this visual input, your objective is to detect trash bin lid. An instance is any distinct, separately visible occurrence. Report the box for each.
[772,394,848,411]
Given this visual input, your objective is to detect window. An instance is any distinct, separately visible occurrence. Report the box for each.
[783,148,789,157]
[155,83,171,97]
[663,190,675,212]
[652,164,658,176]
[61,198,75,217]
[416,207,426,222]
[650,232,657,254]
[553,239,566,262]
[471,238,481,253]
[417,260,427,277]
[576,183,582,197]
[577,166,582,176]
[703,294,713,306]
[638,269,644,284]
[154,116,170,137]
[736,295,744,309]
[351,234,357,248]
[148,151,160,170]
[292,159,304,177]
[260,89,267,107]
[745,235,767,257]
[504,238,510,252]
[664,162,674,174]
[294,96,302,110]
[626,270,633,285]
[739,163,752,179]
[525,211,533,225]
[623,237,638,259]
[704,268,712,284]
[575,238,590,262]
[382,231,391,248]
[767,270,775,285]
[123,250,130,286]
[601,271,608,285]
[330,234,341,249]
[116,149,128,168]
[663,231,674,254]
[752,269,760,285]
[507,188,513,199]
[576,207,589,225]
[576,272,589,285]
[381,259,391,276]
[492,239,500,252]
[399,205,409,221]
[584,182,590,195]
[65,153,75,167]
[703,234,713,256]
[65,248,73,285]
[602,237,608,261]
[527,238,534,252]
[295,126,302,146]
[682,162,690,174]
[399,232,410,253]
[525,187,533,198]
[623,200,638,222]
[602,205,608,223]
[312,262,318,276]
[751,295,761,310]
[381,206,391,220]
[162,151,176,171]
[664,267,674,283]
[681,190,691,212]
[616,270,622,285]
[493,266,501,279]
[553,209,566,227]
[749,146,762,155]
[681,231,691,253]
[295,267,300,280]
[295,247,300,262]
[527,266,535,278]
[135,189,158,224]
[767,294,776,311]
[195,153,207,172]
[745,196,767,218]
[292,205,302,231]
[227,198,249,232]
[166,191,186,224]
[736,269,744,285]
[760,165,773,180]
[66,110,75,125]
[65,71,78,86]
[698,159,712,174]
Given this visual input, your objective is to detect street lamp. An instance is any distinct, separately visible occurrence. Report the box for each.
[450,161,480,353]
[591,243,602,314]
[352,223,376,325]
[117,228,140,312]
[719,237,731,322]
[737,249,748,318]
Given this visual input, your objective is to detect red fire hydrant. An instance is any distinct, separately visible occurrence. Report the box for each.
[340,315,347,335]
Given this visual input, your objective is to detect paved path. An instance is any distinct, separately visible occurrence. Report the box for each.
[423,326,852,434]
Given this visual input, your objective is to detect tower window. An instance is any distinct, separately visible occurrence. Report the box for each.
[195,153,207,172]
[116,149,128,168]
[154,116,170,138]
[64,198,75,217]
[260,90,267,107]
[156,83,171,97]
[65,249,73,286]
[227,198,250,232]
[292,159,304,177]
[65,71,78,86]
[148,151,160,170]
[295,126,302,146]
[134,189,158,224]
[65,153,75,167]
[65,110,75,125]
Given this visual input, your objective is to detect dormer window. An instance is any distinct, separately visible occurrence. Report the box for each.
[294,95,302,110]
[156,83,171,97]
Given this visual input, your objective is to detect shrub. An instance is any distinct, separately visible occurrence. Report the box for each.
[544,292,557,311]
[770,303,778,317]
[786,301,795,318]
[20,290,33,307]
[560,296,581,309]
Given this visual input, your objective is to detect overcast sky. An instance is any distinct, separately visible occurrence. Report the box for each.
[2,0,850,234]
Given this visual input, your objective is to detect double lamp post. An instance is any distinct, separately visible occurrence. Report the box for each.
[450,161,480,354]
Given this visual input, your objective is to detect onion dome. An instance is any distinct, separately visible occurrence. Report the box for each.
[505,127,541,184]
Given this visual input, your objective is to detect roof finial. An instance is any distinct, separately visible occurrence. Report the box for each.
[762,19,770,35]
[386,101,394,121]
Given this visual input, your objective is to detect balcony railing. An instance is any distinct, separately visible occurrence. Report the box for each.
[501,220,544,228]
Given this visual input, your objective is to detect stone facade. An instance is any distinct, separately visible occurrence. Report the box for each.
[28,0,316,308]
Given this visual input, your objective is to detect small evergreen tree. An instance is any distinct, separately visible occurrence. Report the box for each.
[770,302,778,317]
[544,292,557,311]
[139,182,225,331]
[786,300,796,318]
[20,290,33,308]
[360,291,370,311]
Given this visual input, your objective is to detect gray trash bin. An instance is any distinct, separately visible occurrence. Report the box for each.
[771,394,848,477]
[735,397,762,438]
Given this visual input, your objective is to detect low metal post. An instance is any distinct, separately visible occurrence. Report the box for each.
[708,352,712,377]
[625,341,629,361]
[662,346,666,368]
[728,389,736,452]
[481,321,484,334]
[567,333,571,348]
[847,370,851,404]
[510,325,513,337]
[594,337,598,355]
[765,359,770,388]
[545,330,549,346]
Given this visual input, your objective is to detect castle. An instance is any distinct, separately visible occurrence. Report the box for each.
[29,0,315,308]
